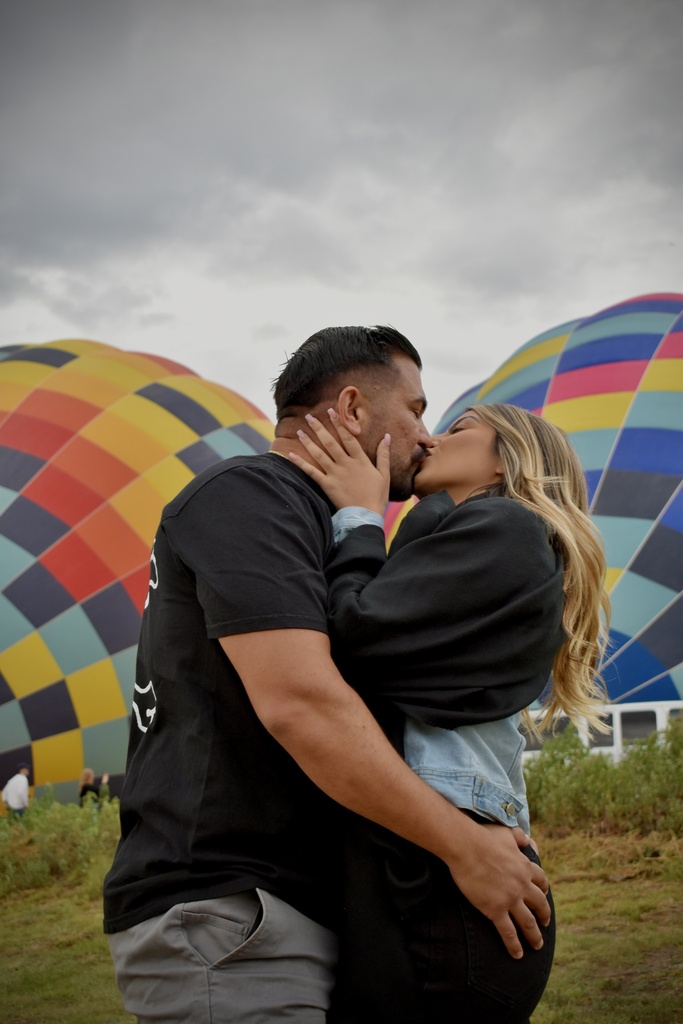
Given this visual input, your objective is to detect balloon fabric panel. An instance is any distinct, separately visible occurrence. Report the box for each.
[25,465,104,526]
[40,532,118,602]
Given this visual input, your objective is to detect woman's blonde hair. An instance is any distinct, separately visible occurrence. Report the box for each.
[79,767,95,788]
[468,403,611,735]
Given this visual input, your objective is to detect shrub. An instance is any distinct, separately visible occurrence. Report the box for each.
[2,719,681,900]
[0,790,121,899]
[525,718,683,836]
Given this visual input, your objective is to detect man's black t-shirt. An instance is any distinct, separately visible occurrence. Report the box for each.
[103,454,339,934]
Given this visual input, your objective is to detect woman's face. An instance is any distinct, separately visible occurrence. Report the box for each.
[413,412,504,503]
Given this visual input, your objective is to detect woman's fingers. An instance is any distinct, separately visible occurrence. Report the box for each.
[285,410,391,513]
[286,446,326,482]
[325,408,365,455]
[293,410,371,469]
[300,413,343,462]
[295,423,335,469]
[375,432,392,487]
[298,409,367,463]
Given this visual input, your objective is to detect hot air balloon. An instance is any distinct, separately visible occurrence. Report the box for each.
[433,292,683,707]
[0,340,274,802]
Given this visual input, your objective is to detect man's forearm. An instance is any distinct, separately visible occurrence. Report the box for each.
[264,669,477,858]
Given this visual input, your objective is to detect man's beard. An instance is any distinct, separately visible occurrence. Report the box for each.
[388,448,426,502]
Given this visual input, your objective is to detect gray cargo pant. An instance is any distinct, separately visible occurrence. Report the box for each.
[108,888,338,1023]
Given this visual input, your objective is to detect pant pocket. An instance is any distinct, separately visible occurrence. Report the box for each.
[181,891,263,968]
[460,885,555,1009]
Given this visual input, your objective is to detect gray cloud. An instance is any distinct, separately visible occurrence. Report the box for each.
[0,0,681,390]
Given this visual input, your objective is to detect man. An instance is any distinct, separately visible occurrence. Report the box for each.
[104,325,550,1023]
[2,762,30,817]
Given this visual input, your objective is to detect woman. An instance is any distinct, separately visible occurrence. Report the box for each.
[78,768,110,807]
[290,403,610,1024]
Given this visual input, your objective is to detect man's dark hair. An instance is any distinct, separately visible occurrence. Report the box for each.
[272,325,421,422]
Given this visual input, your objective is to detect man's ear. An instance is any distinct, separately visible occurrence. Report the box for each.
[335,385,367,437]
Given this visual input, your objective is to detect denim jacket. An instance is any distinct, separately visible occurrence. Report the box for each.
[403,715,529,832]
[332,507,530,833]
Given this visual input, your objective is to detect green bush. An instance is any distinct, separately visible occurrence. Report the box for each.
[0,789,121,899]
[1,721,681,900]
[525,718,683,836]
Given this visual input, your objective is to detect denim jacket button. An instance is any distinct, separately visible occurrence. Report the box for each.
[503,801,516,817]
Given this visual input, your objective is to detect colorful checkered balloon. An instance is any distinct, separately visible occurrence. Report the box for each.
[0,340,273,801]
[429,292,683,705]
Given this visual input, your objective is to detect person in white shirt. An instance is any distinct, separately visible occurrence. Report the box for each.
[2,763,30,817]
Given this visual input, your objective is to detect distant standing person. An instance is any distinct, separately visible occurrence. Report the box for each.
[2,763,30,818]
[79,768,110,807]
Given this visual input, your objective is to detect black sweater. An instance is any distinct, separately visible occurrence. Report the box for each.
[327,490,565,729]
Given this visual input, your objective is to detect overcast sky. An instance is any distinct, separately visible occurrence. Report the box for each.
[1,0,681,428]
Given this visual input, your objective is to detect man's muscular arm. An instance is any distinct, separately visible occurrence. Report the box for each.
[220,627,550,959]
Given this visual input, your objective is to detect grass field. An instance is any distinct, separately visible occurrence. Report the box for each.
[531,831,682,1024]
[1,828,681,1024]
[2,725,681,1022]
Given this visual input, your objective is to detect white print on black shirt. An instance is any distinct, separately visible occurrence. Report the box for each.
[144,542,159,610]
[133,680,158,734]
[136,542,160,733]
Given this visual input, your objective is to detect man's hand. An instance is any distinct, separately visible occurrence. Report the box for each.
[447,818,550,959]
[513,824,540,857]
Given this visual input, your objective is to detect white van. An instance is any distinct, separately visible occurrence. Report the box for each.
[522,699,683,762]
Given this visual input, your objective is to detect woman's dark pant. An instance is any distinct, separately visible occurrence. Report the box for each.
[404,845,556,1023]
[329,825,555,1024]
